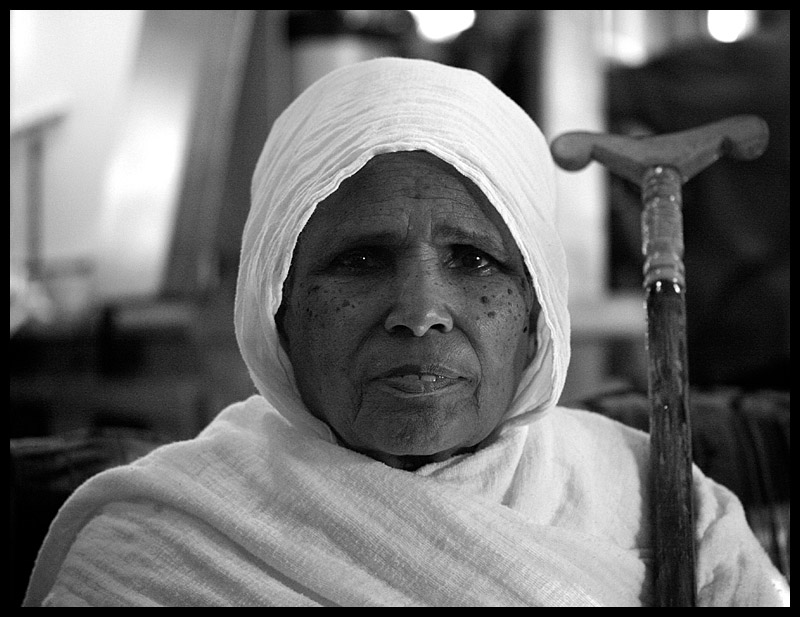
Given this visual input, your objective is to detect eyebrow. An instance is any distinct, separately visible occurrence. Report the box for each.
[433,223,509,259]
[323,224,509,256]
[323,230,403,251]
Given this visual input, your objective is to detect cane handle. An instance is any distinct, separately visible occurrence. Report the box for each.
[550,115,769,186]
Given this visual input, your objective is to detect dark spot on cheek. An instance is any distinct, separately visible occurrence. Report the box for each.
[508,288,513,294]
[523,326,529,333]
[487,311,496,318]
[480,296,489,304]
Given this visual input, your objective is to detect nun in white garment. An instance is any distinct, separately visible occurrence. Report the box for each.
[24,58,788,607]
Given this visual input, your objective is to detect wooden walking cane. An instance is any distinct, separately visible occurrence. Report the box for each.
[549,115,769,606]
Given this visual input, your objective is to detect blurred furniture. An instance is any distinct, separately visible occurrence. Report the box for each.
[10,300,210,441]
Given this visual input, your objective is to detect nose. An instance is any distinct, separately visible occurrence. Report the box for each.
[384,258,454,337]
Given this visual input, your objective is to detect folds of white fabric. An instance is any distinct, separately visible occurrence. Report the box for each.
[27,397,650,606]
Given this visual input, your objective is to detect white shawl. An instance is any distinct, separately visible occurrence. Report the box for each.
[24,58,788,607]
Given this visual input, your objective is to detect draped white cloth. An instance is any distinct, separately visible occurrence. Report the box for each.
[24,399,787,606]
[24,58,788,606]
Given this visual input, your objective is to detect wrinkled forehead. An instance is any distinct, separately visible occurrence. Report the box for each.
[293,150,525,265]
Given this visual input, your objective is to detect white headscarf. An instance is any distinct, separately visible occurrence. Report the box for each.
[235,57,570,442]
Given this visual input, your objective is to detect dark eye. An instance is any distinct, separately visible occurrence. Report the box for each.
[328,248,387,274]
[449,247,499,274]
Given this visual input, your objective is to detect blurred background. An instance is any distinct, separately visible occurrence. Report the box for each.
[9,10,790,601]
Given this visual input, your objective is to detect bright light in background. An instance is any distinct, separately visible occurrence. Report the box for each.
[601,10,649,67]
[707,10,756,43]
[407,10,476,43]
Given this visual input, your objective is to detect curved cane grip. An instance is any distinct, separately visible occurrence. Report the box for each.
[550,115,769,186]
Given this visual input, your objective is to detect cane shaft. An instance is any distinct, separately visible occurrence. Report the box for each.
[646,283,696,606]
[642,167,696,606]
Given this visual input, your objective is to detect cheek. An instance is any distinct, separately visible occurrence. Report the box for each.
[467,280,532,388]
[284,281,374,419]
[287,282,368,355]
[471,283,530,340]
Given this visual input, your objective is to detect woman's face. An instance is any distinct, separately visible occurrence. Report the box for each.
[279,151,538,470]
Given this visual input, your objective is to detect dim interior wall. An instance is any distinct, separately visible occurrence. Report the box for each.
[540,10,609,304]
[96,11,224,300]
[539,10,632,402]
[11,11,268,303]
[10,10,145,274]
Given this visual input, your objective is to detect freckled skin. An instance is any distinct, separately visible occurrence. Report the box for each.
[277,151,540,470]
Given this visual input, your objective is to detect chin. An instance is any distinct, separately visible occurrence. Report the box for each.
[356,428,483,470]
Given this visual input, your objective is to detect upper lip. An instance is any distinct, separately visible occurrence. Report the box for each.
[373,364,463,380]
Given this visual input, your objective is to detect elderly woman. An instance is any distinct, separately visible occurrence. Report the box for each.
[25,58,787,607]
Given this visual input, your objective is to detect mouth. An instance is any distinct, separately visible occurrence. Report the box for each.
[371,364,468,396]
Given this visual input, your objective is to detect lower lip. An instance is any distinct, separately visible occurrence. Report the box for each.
[372,376,467,397]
